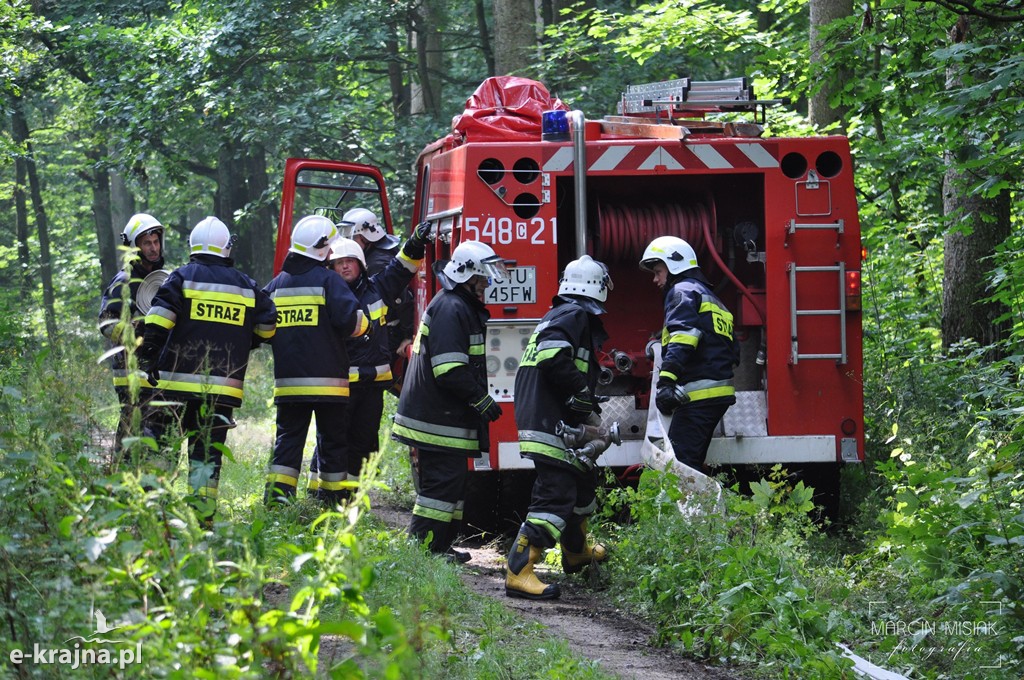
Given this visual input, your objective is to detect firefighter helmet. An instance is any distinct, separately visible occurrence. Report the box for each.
[438,240,508,290]
[328,237,366,269]
[640,236,698,275]
[121,213,163,248]
[339,207,387,243]
[290,215,338,261]
[558,255,613,302]
[189,216,235,258]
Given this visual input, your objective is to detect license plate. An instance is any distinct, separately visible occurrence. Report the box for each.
[485,267,537,305]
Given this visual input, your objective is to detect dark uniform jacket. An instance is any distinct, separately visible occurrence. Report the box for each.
[514,297,605,472]
[263,253,368,403]
[392,285,490,456]
[99,257,164,392]
[348,244,420,386]
[141,254,276,408]
[659,270,738,403]
[365,237,415,357]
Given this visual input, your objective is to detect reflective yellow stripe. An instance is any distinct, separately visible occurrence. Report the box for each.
[392,423,477,451]
[267,473,298,486]
[159,379,243,400]
[146,314,175,330]
[687,385,736,401]
[274,385,350,398]
[432,362,462,377]
[319,478,351,491]
[275,295,325,305]
[665,332,699,347]
[183,288,256,308]
[526,516,563,541]
[412,504,451,522]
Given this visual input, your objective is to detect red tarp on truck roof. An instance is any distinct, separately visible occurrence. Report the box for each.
[451,76,568,142]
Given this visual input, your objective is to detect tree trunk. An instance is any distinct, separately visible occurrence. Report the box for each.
[386,32,411,118]
[493,0,537,76]
[110,171,134,245]
[13,127,31,297]
[808,0,853,127]
[86,146,118,287]
[411,1,443,116]
[475,0,495,77]
[941,14,1009,352]
[12,97,58,345]
[941,179,1010,350]
[243,146,274,286]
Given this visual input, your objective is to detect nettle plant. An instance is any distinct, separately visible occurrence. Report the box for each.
[600,467,853,677]
[872,348,1024,674]
[0,351,437,678]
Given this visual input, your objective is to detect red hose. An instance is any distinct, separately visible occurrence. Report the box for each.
[595,198,765,325]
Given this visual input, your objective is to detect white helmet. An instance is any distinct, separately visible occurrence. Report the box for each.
[189,216,235,258]
[328,237,366,269]
[290,215,338,261]
[558,255,613,302]
[339,208,386,243]
[121,213,163,248]
[640,236,698,275]
[440,240,508,289]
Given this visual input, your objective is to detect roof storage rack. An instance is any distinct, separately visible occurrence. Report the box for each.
[618,77,783,123]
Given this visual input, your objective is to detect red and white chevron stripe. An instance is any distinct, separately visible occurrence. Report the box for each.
[542,141,779,173]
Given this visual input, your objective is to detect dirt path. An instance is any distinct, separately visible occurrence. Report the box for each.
[372,504,742,680]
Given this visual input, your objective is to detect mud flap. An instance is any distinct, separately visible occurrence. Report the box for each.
[640,344,725,515]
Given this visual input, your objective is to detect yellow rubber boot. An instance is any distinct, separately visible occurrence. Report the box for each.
[561,519,608,574]
[506,531,560,600]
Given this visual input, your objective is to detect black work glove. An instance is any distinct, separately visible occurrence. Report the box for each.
[470,394,503,422]
[135,341,159,372]
[146,368,160,387]
[566,388,596,417]
[655,380,689,415]
[411,220,432,247]
[403,221,432,260]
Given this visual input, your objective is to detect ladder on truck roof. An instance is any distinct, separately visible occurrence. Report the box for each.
[617,77,783,124]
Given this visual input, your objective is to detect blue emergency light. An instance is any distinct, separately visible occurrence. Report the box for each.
[541,110,570,142]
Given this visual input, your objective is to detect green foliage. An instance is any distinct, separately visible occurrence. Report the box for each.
[0,336,614,678]
[599,467,855,677]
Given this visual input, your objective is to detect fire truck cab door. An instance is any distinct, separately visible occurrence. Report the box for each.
[274,157,405,385]
[274,158,395,275]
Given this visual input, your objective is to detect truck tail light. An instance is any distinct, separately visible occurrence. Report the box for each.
[845,270,861,311]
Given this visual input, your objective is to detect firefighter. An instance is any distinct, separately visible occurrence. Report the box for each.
[263,215,369,506]
[137,216,276,523]
[506,255,613,600]
[640,236,737,471]
[98,213,165,456]
[391,240,507,562]
[306,223,429,491]
[339,207,415,385]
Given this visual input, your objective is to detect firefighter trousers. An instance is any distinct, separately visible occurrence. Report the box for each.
[522,459,598,550]
[311,384,385,482]
[409,449,467,554]
[667,398,732,472]
[143,397,233,521]
[268,401,350,504]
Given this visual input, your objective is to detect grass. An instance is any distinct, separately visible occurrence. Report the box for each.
[1,336,615,679]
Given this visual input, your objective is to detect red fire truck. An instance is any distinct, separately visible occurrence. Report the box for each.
[275,76,864,526]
